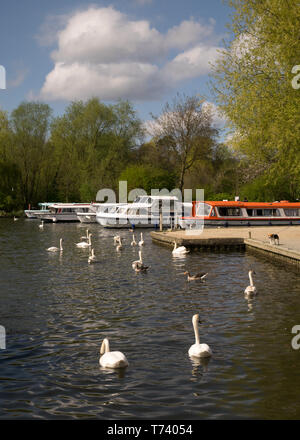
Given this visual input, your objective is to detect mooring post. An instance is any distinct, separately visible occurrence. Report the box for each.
[248,231,252,239]
[159,200,163,231]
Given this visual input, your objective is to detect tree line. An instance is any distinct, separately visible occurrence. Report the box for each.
[0,95,241,213]
[0,0,299,213]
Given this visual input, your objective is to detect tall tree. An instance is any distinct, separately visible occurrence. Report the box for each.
[149,93,218,192]
[50,98,144,201]
[10,102,53,206]
[211,0,300,199]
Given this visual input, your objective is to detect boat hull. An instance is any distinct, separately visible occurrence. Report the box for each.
[24,210,49,219]
[35,213,79,222]
[96,214,174,229]
[77,213,97,223]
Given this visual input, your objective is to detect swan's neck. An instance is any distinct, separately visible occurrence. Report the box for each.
[173,241,177,250]
[193,318,200,345]
[139,251,143,263]
[100,338,110,354]
[60,239,63,250]
[249,272,254,286]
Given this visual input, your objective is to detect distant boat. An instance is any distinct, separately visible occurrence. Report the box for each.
[24,202,52,219]
[35,203,92,222]
[178,200,300,228]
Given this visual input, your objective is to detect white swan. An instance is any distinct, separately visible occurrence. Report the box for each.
[132,250,149,272]
[47,238,63,252]
[81,228,89,240]
[188,314,212,358]
[131,234,137,246]
[39,220,44,229]
[116,237,123,251]
[132,250,142,270]
[76,233,92,248]
[13,216,18,221]
[113,235,121,245]
[172,240,189,255]
[138,232,144,246]
[88,248,97,264]
[99,338,129,369]
[244,270,257,297]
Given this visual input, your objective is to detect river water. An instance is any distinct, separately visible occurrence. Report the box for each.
[0,219,299,419]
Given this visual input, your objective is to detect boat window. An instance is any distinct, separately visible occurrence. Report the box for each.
[264,209,279,216]
[195,203,212,216]
[139,197,148,203]
[252,209,280,216]
[217,207,241,216]
[246,209,253,216]
[135,208,149,216]
[128,208,137,215]
[284,208,300,216]
[117,207,128,214]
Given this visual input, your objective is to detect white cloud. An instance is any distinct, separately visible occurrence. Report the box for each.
[162,45,220,82]
[39,6,222,102]
[165,18,216,50]
[41,61,166,101]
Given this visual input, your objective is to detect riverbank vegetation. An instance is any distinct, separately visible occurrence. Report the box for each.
[0,0,299,213]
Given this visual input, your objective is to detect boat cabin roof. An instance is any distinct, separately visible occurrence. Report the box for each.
[195,201,300,208]
[48,203,91,208]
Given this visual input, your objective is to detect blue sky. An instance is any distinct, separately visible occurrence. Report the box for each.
[0,0,231,123]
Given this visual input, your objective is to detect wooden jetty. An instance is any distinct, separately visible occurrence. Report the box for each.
[151,226,300,269]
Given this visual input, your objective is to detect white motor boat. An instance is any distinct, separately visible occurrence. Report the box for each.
[35,203,92,222]
[24,202,52,219]
[96,195,181,228]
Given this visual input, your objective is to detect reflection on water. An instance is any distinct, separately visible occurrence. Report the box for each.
[190,355,211,376]
[0,218,300,419]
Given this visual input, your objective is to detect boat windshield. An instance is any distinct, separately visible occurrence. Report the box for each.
[195,203,212,216]
[116,206,128,214]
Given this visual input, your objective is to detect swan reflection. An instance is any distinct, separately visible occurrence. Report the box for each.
[189,355,211,376]
[100,366,128,379]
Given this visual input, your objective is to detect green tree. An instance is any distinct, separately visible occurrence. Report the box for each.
[9,102,53,207]
[211,0,300,199]
[50,98,144,201]
[119,165,177,194]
